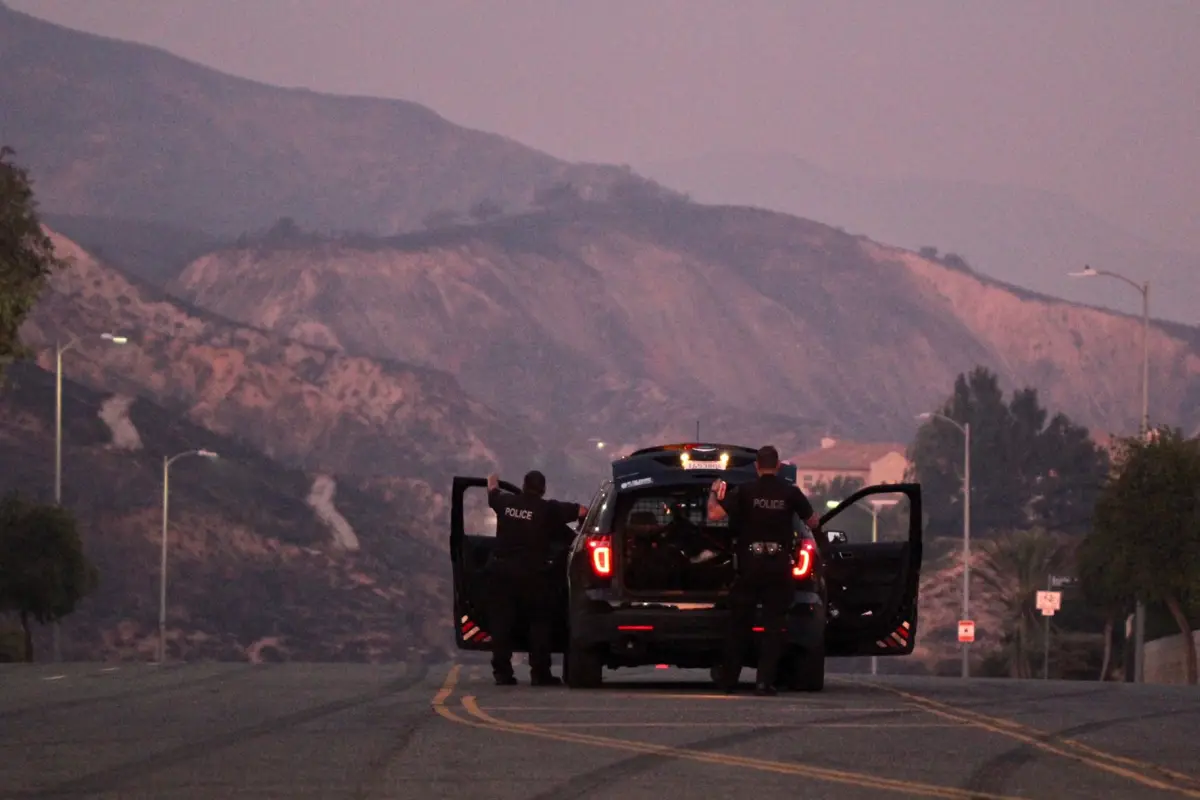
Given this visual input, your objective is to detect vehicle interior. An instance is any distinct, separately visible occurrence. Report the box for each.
[617,485,737,592]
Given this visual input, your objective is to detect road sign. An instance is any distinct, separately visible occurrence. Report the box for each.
[1037,590,1062,616]
[1050,575,1076,589]
[958,620,975,642]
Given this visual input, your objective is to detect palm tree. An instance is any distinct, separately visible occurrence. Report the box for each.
[975,527,1072,678]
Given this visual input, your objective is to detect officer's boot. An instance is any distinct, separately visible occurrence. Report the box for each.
[492,656,518,686]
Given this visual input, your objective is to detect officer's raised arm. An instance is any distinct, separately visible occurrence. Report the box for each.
[791,485,820,533]
[550,499,588,525]
[706,478,736,522]
[486,472,504,511]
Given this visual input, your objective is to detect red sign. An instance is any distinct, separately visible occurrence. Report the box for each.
[958,620,975,643]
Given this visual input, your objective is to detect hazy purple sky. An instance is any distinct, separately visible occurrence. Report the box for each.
[12,0,1200,253]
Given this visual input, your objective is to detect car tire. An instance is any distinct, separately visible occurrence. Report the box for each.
[566,640,603,689]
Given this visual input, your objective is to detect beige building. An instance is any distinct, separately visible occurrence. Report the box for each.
[788,437,910,491]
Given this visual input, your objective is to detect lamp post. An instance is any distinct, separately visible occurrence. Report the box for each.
[53,331,127,661]
[158,448,218,664]
[1069,264,1150,683]
[917,412,971,678]
[826,495,900,675]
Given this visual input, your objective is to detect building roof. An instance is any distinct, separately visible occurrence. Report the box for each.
[788,438,909,471]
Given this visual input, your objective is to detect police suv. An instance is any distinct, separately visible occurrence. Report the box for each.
[449,442,923,691]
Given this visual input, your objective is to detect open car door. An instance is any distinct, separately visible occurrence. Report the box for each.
[449,476,577,653]
[819,482,923,657]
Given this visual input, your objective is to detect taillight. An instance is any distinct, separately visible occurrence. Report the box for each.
[587,535,612,578]
[793,540,814,579]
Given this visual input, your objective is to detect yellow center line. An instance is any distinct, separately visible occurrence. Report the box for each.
[462,695,1022,799]
[529,721,961,728]
[849,679,1200,797]
[429,673,1022,800]
[480,704,918,713]
[430,663,460,710]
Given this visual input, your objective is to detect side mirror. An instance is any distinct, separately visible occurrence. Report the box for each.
[826,530,848,544]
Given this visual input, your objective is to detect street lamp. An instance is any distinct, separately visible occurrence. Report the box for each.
[825,495,900,675]
[1069,264,1151,683]
[158,448,218,664]
[916,411,972,678]
[52,331,128,661]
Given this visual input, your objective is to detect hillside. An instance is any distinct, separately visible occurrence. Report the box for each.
[0,3,663,237]
[170,196,1200,451]
[0,361,455,663]
[41,213,224,287]
[641,152,1200,326]
[19,230,546,488]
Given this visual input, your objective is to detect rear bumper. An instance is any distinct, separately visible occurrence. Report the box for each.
[570,589,825,661]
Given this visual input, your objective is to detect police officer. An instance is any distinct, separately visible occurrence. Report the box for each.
[706,445,820,695]
[486,470,587,686]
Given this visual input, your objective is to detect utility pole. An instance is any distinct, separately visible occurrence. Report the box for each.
[916,412,971,678]
[53,331,127,662]
[158,449,219,664]
[1044,574,1052,680]
[53,336,74,663]
[962,421,971,680]
[1068,266,1150,683]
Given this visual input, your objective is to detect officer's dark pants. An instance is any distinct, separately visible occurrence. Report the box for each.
[720,552,793,689]
[488,561,554,680]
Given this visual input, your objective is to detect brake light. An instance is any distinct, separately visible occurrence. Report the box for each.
[793,540,814,579]
[588,535,612,578]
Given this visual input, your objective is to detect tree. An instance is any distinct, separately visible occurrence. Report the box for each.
[1089,427,1200,684]
[940,253,972,273]
[975,527,1072,678]
[533,181,579,208]
[263,216,301,242]
[908,367,1109,537]
[0,491,99,662]
[0,147,67,373]
[1076,529,1134,680]
[468,198,503,222]
[421,208,460,230]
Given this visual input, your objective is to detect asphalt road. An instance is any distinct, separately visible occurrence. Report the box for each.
[2,659,1199,799]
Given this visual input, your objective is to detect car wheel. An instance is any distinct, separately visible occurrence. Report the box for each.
[566,640,603,688]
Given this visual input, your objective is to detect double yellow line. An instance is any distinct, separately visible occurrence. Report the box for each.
[431,665,1021,799]
[859,680,1200,798]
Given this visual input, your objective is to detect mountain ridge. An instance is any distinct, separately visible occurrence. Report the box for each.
[20,229,541,482]
[0,4,667,237]
[168,195,1200,453]
[640,151,1200,326]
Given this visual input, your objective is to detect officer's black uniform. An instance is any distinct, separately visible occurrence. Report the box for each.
[714,466,815,694]
[486,472,583,686]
